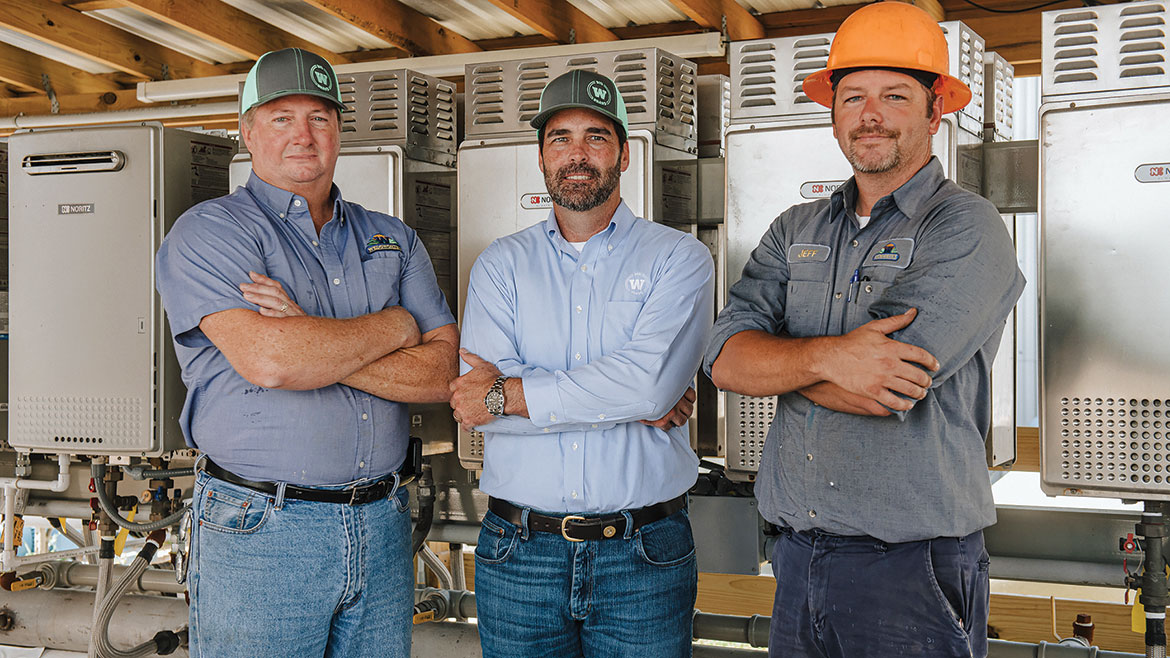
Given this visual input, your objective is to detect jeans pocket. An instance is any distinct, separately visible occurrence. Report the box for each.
[392,486,410,514]
[923,541,970,638]
[635,510,696,567]
[196,483,271,535]
[474,511,518,565]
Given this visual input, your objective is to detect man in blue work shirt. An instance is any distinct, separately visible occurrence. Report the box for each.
[450,69,714,657]
[705,5,1025,657]
[155,48,457,657]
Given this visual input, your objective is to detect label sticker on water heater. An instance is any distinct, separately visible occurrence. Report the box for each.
[58,203,95,214]
[520,193,552,210]
[799,181,845,199]
[1135,164,1170,183]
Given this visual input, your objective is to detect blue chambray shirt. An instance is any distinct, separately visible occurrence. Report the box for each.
[461,201,714,513]
[156,172,455,486]
[705,158,1025,543]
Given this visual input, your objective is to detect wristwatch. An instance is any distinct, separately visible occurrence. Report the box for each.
[484,375,508,417]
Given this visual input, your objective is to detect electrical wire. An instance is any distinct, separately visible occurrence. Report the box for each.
[958,0,1079,13]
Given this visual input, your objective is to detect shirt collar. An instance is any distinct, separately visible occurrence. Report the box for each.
[245,171,343,223]
[829,156,946,224]
[542,199,637,257]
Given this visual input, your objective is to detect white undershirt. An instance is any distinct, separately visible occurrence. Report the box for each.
[568,240,587,253]
[857,215,871,229]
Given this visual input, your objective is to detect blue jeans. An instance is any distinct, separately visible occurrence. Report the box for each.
[769,527,990,658]
[188,470,413,658]
[474,505,698,658]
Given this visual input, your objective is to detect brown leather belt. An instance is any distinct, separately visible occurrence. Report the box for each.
[488,495,687,542]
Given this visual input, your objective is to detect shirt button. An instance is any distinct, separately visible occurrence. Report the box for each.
[808,509,816,518]
[607,245,613,251]
[550,414,557,422]
[361,413,368,420]
[571,491,578,499]
[543,428,551,433]
[359,460,365,467]
[834,292,842,299]
[598,414,606,420]
[574,353,581,360]
[806,453,813,461]
[333,278,341,285]
[278,213,285,218]
[865,284,873,293]
[293,199,302,207]
[572,442,578,450]
[580,265,588,272]
[311,240,319,247]
[576,305,582,313]
[851,239,859,247]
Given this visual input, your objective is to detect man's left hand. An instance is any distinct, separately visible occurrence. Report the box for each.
[450,349,503,431]
[640,386,696,430]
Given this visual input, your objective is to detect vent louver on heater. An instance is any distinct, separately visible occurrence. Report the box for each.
[21,151,125,175]
[730,35,832,120]
[464,49,697,153]
[1043,2,1169,97]
[332,69,456,165]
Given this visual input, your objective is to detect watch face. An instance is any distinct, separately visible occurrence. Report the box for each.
[485,389,505,416]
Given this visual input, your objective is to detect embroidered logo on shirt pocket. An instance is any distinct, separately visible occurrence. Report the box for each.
[865,238,915,269]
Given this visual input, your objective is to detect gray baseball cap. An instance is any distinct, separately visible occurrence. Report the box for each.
[240,48,345,115]
[530,69,628,140]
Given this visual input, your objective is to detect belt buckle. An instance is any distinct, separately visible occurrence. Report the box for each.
[560,515,586,542]
[348,482,380,506]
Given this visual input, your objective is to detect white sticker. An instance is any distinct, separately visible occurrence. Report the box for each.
[625,272,648,296]
[520,192,552,210]
[1135,163,1170,183]
[799,180,845,199]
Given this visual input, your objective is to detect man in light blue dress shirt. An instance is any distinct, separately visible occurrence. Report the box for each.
[450,70,714,657]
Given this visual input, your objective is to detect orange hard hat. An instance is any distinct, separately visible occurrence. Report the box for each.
[801,1,972,114]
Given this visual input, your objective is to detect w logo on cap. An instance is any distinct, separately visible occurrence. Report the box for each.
[310,64,333,91]
[587,80,610,105]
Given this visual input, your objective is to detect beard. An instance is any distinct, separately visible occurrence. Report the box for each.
[545,159,622,212]
[845,126,902,174]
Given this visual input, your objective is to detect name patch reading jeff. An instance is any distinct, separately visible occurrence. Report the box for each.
[788,243,831,263]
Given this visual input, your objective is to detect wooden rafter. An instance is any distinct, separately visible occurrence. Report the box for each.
[0,0,223,80]
[0,41,121,95]
[118,0,352,64]
[300,0,481,56]
[482,0,618,44]
[666,0,765,40]
[909,0,946,22]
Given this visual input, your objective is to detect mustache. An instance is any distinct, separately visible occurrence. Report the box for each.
[554,163,601,181]
[849,126,899,140]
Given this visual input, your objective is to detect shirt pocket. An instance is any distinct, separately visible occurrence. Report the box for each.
[601,300,644,353]
[362,253,403,310]
[844,266,899,333]
[785,279,830,337]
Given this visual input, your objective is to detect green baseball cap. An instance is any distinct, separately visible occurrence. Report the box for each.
[240,48,345,116]
[530,69,628,140]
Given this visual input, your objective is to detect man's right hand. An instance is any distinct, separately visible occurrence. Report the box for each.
[817,309,939,412]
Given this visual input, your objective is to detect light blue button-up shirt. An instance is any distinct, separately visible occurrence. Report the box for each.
[156,173,454,486]
[461,201,714,513]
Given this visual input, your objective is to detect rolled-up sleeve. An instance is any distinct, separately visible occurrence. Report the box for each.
[703,213,790,378]
[869,195,1025,385]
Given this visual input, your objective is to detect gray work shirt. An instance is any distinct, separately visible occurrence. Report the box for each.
[703,157,1025,543]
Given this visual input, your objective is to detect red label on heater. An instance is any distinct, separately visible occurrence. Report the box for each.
[1135,163,1170,183]
[799,180,845,199]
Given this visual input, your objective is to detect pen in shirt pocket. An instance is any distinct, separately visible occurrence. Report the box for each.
[846,269,860,303]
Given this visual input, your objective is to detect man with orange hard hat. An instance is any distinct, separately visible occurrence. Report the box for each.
[704,3,1024,656]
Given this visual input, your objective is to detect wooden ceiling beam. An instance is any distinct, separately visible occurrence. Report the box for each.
[0,0,223,80]
[118,0,351,64]
[60,0,127,9]
[481,0,618,44]
[667,0,765,40]
[0,41,122,95]
[300,0,481,56]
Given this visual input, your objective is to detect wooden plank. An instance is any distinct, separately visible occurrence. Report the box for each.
[60,0,127,9]
[482,0,618,44]
[0,41,122,95]
[119,0,352,64]
[0,0,223,80]
[341,47,412,63]
[760,4,859,37]
[667,0,765,40]
[993,427,1040,472]
[301,0,481,56]
[909,0,946,22]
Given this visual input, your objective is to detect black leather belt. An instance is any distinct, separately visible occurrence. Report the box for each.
[488,495,687,542]
[201,458,405,506]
